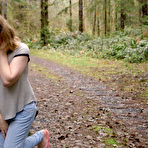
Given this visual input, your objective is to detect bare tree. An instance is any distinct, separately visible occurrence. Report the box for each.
[69,0,72,32]
[92,0,97,35]
[98,0,105,37]
[79,0,83,33]
[120,1,126,30]
[41,0,49,45]
[141,0,148,17]
[106,0,111,33]
[4,0,7,19]
[0,0,3,15]
[104,0,107,35]
[0,0,7,19]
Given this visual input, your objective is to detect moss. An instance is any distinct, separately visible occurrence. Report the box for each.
[104,128,113,135]
[91,126,102,132]
[105,138,118,146]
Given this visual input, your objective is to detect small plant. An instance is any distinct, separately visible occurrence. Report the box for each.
[104,127,113,135]
[105,138,118,145]
[91,126,102,132]
[28,28,148,63]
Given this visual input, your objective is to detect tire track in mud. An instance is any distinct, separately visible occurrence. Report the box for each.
[30,55,148,147]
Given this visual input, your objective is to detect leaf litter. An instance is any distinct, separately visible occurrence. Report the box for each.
[30,55,148,148]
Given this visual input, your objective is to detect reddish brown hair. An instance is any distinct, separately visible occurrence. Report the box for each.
[0,15,20,52]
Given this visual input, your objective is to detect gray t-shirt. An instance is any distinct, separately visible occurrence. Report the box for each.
[0,43,36,120]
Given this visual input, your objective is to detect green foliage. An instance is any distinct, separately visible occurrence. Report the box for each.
[104,128,113,135]
[12,0,27,5]
[105,138,118,145]
[66,19,73,31]
[103,38,148,63]
[143,16,148,25]
[91,126,102,132]
[41,26,51,45]
[28,28,148,63]
[9,0,40,39]
[122,27,143,37]
[24,38,42,49]
[90,125,119,146]
[48,32,92,48]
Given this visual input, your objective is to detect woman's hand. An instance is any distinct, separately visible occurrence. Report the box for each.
[0,115,8,139]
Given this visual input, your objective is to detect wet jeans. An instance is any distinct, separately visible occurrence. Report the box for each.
[0,102,43,148]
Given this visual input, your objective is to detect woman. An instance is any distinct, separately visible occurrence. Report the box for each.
[0,15,49,148]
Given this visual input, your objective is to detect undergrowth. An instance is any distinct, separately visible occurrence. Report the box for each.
[25,27,148,63]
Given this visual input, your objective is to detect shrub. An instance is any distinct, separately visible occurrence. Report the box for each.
[28,30,148,63]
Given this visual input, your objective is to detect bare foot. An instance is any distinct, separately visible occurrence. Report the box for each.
[38,129,49,148]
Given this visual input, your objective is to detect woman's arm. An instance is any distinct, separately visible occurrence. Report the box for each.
[0,50,28,87]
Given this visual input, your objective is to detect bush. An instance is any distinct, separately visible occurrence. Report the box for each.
[28,31,148,63]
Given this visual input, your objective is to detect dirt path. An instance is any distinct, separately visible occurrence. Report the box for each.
[30,55,148,148]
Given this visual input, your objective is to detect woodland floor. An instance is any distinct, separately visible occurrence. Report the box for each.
[29,55,148,148]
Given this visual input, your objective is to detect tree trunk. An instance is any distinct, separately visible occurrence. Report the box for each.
[98,0,105,37]
[79,0,83,33]
[104,0,107,35]
[141,0,148,17]
[106,0,110,33]
[138,0,148,22]
[0,0,3,16]
[97,17,100,36]
[41,0,44,41]
[69,0,72,32]
[92,0,97,35]
[134,0,140,25]
[44,0,48,27]
[41,0,49,46]
[120,9,126,30]
[4,0,7,19]
[96,5,100,36]
[110,0,116,32]
[120,1,126,30]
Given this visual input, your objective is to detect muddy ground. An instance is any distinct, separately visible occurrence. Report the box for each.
[29,55,148,148]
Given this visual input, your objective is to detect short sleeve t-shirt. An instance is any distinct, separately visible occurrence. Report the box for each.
[0,43,36,120]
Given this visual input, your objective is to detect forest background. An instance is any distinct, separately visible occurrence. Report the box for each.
[1,0,148,63]
[0,0,148,100]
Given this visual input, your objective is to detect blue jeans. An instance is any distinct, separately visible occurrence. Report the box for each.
[0,102,43,148]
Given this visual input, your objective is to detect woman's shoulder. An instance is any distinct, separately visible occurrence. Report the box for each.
[17,42,29,50]
[14,42,30,55]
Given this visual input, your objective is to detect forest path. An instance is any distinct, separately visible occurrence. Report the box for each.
[30,55,148,148]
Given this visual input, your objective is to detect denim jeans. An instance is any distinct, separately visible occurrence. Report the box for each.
[0,102,43,148]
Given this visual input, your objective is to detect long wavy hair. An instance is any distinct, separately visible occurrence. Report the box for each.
[0,15,20,52]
